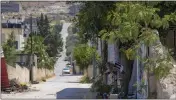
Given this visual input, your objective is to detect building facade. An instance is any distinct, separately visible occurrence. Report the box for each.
[1,2,22,13]
[24,17,39,35]
[1,18,27,51]
[95,38,149,98]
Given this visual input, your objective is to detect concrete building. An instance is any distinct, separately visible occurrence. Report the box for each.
[1,2,22,13]
[24,17,39,34]
[1,18,27,51]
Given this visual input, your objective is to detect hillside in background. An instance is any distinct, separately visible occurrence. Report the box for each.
[1,1,73,20]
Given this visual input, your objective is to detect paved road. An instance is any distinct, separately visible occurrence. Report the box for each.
[1,23,91,99]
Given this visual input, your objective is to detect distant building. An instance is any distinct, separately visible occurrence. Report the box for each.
[24,17,39,34]
[1,18,27,51]
[1,2,22,13]
[68,3,81,16]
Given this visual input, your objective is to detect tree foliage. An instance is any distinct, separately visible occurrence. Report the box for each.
[76,1,176,59]
[46,24,63,57]
[66,24,79,57]
[37,13,63,58]
[2,32,17,66]
[144,40,173,79]
[22,35,54,69]
[37,13,51,37]
[75,2,176,96]
[100,2,176,60]
[75,2,115,43]
[73,44,100,76]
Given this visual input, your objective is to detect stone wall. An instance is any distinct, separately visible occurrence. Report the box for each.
[74,65,81,74]
[33,67,54,81]
[84,65,93,79]
[7,64,54,83]
[7,64,30,83]
[156,67,176,99]
[149,33,176,99]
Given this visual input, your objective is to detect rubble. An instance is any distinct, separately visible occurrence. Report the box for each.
[9,79,29,92]
[31,81,39,84]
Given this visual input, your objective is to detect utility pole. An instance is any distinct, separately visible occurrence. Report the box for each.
[92,33,96,80]
[30,13,33,82]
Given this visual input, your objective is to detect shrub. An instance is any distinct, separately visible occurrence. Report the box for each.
[91,76,112,94]
[96,84,112,94]
[80,76,91,83]
[41,77,46,82]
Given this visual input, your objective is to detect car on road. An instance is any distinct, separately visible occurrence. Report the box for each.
[64,57,69,61]
[62,64,73,75]
[62,67,71,75]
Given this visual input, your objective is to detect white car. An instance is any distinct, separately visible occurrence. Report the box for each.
[62,67,71,75]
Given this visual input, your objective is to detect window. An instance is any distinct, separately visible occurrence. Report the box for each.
[23,34,27,37]
[1,23,8,28]
[14,41,18,49]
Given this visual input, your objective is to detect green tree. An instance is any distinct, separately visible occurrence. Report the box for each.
[75,2,116,77]
[75,2,115,43]
[46,24,63,57]
[44,15,50,37]
[66,34,79,56]
[76,1,176,97]
[145,1,176,17]
[22,35,54,69]
[99,2,176,96]
[73,44,100,77]
[37,13,45,37]
[37,14,63,58]
[37,13,51,40]
[2,32,17,66]
[66,24,79,57]
[46,31,63,57]
[37,13,51,38]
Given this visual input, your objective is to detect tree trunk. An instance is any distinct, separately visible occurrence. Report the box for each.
[103,40,108,71]
[122,59,134,98]
[86,68,89,78]
[104,41,108,63]
[99,40,108,75]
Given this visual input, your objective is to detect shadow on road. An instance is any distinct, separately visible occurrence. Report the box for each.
[56,88,90,99]
[66,81,80,83]
[59,74,83,76]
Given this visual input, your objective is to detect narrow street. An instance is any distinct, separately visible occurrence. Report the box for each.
[1,1,176,99]
[1,23,91,99]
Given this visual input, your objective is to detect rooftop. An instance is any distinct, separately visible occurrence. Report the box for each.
[1,2,21,13]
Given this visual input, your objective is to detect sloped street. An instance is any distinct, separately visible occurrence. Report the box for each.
[1,23,91,99]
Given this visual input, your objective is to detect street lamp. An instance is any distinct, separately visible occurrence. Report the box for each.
[30,14,33,82]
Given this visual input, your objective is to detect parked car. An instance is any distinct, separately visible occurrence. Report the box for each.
[67,64,73,73]
[64,57,69,61]
[62,67,71,75]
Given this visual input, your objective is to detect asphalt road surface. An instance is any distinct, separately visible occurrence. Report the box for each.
[1,23,91,99]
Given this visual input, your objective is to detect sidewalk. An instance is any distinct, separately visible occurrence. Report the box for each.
[83,90,97,99]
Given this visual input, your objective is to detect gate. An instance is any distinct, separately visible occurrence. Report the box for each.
[1,47,10,91]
